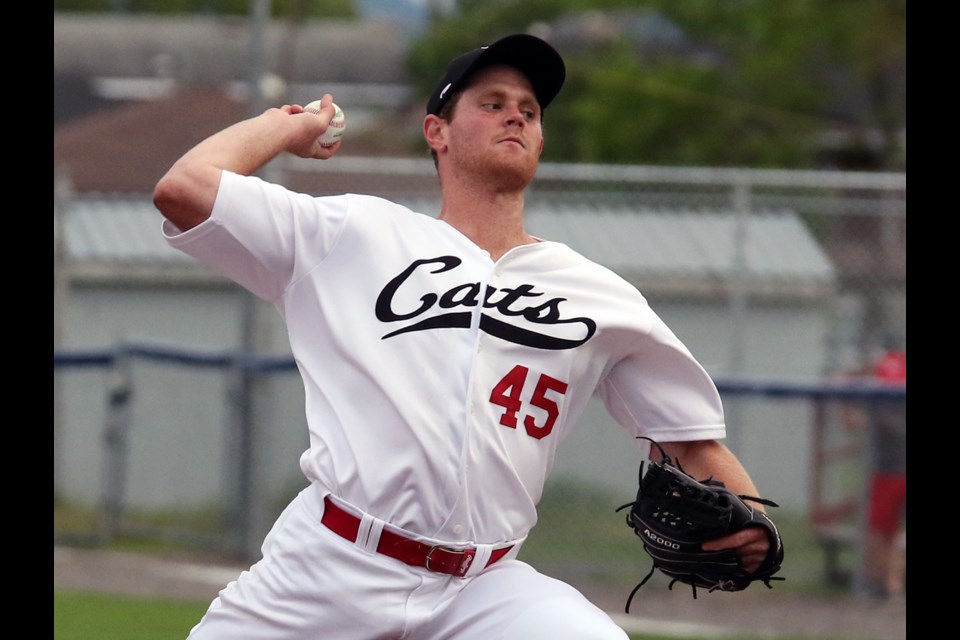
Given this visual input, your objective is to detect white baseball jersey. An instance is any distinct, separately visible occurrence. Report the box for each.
[163,170,725,547]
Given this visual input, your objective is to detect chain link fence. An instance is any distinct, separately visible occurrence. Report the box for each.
[54,161,905,597]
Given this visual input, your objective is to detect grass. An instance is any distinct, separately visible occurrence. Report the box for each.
[54,591,207,640]
[53,590,844,640]
[54,482,866,640]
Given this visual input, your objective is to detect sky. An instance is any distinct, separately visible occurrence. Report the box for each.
[357,0,456,34]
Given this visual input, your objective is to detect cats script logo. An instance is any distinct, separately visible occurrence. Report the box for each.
[375,257,596,350]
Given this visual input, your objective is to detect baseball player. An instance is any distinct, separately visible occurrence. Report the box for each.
[154,33,774,639]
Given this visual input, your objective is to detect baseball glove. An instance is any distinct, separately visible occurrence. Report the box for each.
[616,437,784,612]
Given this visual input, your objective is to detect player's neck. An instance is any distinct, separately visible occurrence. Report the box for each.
[438,190,535,261]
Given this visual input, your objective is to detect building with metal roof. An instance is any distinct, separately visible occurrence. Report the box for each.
[56,195,835,293]
[54,187,837,516]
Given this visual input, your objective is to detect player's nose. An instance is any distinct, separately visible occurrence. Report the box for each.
[503,103,526,128]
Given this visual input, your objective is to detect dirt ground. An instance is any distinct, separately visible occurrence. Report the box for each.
[54,545,906,639]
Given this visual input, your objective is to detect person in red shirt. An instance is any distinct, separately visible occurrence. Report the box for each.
[863,345,906,599]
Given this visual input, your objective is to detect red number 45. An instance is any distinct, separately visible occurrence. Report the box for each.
[489,365,569,439]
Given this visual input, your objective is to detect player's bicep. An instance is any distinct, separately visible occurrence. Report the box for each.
[597,330,724,441]
[166,172,346,302]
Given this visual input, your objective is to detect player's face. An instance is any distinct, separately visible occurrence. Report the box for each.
[445,66,545,190]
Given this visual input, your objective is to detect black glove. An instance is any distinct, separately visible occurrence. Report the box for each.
[617,437,784,612]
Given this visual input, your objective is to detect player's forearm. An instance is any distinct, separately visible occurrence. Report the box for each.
[154,106,327,231]
[181,107,312,175]
[658,439,765,508]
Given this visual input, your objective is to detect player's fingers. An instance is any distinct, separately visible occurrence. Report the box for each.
[704,527,769,568]
[705,527,771,573]
[298,136,341,160]
[306,93,336,119]
[313,139,341,158]
[738,545,769,573]
[701,526,761,551]
[320,93,334,112]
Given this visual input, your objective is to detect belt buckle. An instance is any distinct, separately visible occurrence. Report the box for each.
[425,544,475,577]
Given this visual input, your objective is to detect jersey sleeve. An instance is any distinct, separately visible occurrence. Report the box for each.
[162,170,349,303]
[595,311,726,443]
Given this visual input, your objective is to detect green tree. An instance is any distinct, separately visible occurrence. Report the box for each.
[53,0,357,18]
[409,0,905,169]
[55,0,904,169]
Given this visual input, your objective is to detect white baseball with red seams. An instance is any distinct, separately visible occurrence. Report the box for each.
[305,100,345,147]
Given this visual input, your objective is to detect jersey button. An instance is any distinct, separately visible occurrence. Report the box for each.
[453,524,464,535]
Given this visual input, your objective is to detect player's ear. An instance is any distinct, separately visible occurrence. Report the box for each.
[423,114,447,155]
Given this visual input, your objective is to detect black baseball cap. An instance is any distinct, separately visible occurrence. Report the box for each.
[426,34,566,116]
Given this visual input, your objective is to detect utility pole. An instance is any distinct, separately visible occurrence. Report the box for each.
[225,0,274,561]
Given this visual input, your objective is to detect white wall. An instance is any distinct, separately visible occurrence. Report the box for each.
[56,284,829,519]
[55,283,308,513]
[550,297,832,513]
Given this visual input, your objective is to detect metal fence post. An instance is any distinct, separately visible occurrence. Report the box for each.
[99,349,133,543]
[54,167,73,498]
[223,349,253,557]
[724,175,752,454]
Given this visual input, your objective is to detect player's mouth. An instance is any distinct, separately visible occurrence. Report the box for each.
[499,136,525,148]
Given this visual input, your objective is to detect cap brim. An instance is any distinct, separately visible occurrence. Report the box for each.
[427,34,566,115]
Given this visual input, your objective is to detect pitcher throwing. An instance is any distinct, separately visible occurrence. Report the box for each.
[153,33,777,640]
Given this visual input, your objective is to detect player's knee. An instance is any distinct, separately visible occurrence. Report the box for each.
[499,601,629,640]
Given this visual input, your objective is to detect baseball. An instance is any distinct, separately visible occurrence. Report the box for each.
[305,100,346,147]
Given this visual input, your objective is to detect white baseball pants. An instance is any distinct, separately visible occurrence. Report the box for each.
[186,485,629,640]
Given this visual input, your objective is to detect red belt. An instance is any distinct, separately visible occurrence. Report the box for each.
[321,496,513,578]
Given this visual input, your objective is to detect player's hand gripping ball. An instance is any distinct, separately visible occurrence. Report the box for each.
[305,100,346,147]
